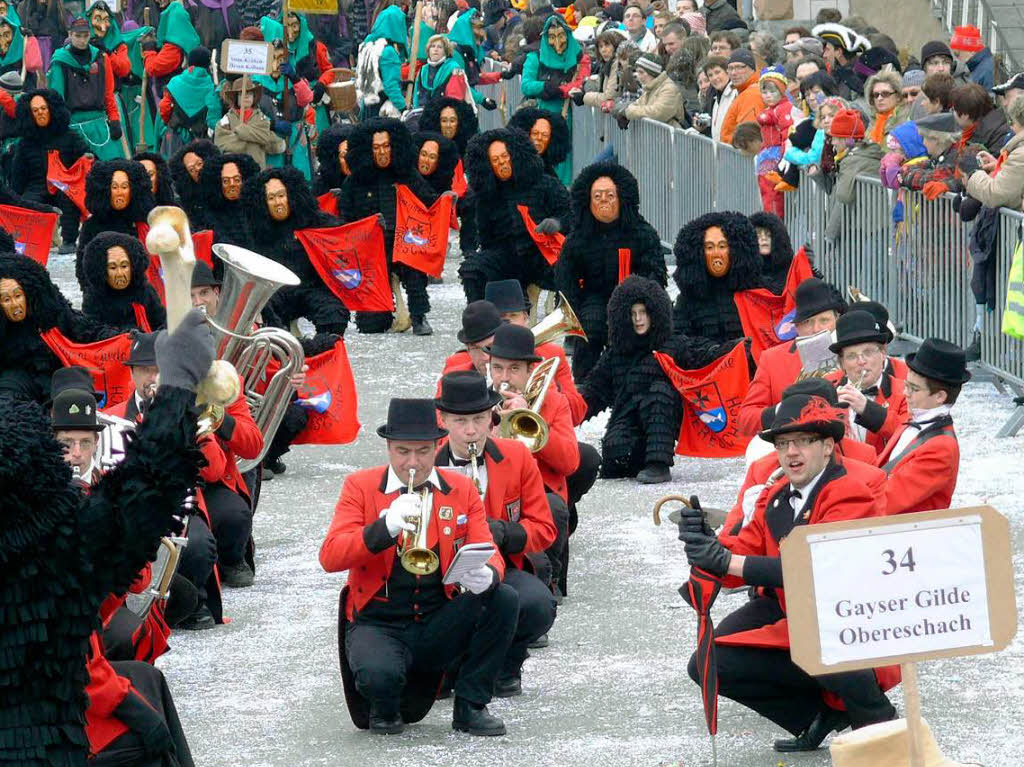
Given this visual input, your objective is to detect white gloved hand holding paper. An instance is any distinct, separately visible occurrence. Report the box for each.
[382,494,421,538]
[460,565,494,594]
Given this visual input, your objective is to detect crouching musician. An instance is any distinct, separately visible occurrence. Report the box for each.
[319,398,518,737]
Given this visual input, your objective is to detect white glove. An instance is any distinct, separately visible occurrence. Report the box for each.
[460,565,494,595]
[741,484,765,526]
[382,494,421,537]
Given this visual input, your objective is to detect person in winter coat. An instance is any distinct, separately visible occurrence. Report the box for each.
[950,25,993,89]
[245,165,350,336]
[336,117,439,335]
[508,105,571,181]
[213,76,287,168]
[950,82,1011,154]
[414,129,460,196]
[81,231,166,331]
[168,137,219,227]
[556,162,666,379]
[314,121,353,194]
[965,96,1024,210]
[671,210,765,343]
[157,46,222,155]
[134,149,177,205]
[10,88,89,253]
[580,275,724,483]
[703,0,745,33]
[863,69,907,147]
[620,53,688,129]
[17,0,66,71]
[197,150,259,259]
[460,127,571,306]
[575,29,627,110]
[719,49,764,146]
[824,108,882,242]
[446,9,501,108]
[755,65,797,216]
[412,34,465,109]
[76,158,155,289]
[900,111,983,200]
[356,5,409,117]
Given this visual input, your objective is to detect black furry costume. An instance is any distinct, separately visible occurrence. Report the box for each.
[81,232,167,331]
[10,89,89,247]
[748,211,794,295]
[75,159,155,291]
[412,131,460,196]
[199,152,260,271]
[418,97,479,156]
[314,123,353,195]
[132,151,178,206]
[243,166,350,335]
[459,127,571,302]
[580,276,721,478]
[556,162,666,379]
[335,118,438,333]
[507,106,570,180]
[0,255,119,403]
[0,384,202,765]
[168,139,220,229]
[672,211,765,343]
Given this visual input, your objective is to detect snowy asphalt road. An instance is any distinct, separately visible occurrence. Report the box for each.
[50,250,1024,767]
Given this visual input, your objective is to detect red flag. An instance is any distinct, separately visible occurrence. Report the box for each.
[654,342,750,458]
[295,218,395,312]
[317,191,340,217]
[392,185,453,278]
[131,302,152,332]
[46,151,93,216]
[40,328,135,407]
[0,204,58,265]
[144,230,216,306]
[732,246,815,362]
[451,159,468,198]
[293,339,360,444]
[516,205,564,266]
[617,248,631,285]
[192,230,215,269]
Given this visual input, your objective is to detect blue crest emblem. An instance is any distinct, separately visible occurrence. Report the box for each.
[334,268,362,290]
[297,389,332,413]
[403,230,429,247]
[774,308,797,341]
[687,382,728,433]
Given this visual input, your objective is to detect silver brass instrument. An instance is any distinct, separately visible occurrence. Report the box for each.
[498,356,558,452]
[532,292,588,346]
[398,468,440,575]
[468,442,483,496]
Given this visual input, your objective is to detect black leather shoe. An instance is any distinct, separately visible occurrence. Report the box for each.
[452,698,506,736]
[177,605,216,631]
[412,316,433,336]
[265,458,286,475]
[493,676,522,698]
[369,705,404,735]
[527,633,549,649]
[637,463,671,484]
[965,330,981,362]
[773,709,850,752]
[220,562,254,588]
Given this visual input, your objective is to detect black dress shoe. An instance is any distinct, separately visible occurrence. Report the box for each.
[452,698,506,736]
[493,676,522,698]
[220,562,255,588]
[527,633,549,649]
[412,316,433,336]
[773,708,850,752]
[177,605,216,631]
[368,705,405,735]
[265,458,287,475]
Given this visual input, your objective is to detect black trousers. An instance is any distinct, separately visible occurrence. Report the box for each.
[501,569,556,679]
[558,443,600,595]
[346,583,518,711]
[600,381,680,479]
[265,400,308,466]
[543,492,569,594]
[268,284,350,335]
[570,295,611,381]
[355,259,431,333]
[688,598,896,736]
[177,514,217,607]
[458,248,551,304]
[203,483,252,567]
[25,187,79,245]
[102,607,145,662]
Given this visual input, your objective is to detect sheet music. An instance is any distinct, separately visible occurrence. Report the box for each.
[442,543,496,585]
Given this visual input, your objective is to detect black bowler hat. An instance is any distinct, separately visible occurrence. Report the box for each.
[47,366,101,408]
[51,389,105,432]
[906,338,971,385]
[782,377,840,406]
[484,323,541,363]
[829,310,889,353]
[124,333,158,367]
[484,279,529,313]
[191,261,221,289]
[794,278,844,323]
[457,300,502,344]
[759,394,846,443]
[376,398,449,440]
[855,300,895,343]
[435,370,502,414]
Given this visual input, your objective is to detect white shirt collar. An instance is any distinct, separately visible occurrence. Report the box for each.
[910,403,952,425]
[791,465,828,520]
[384,466,442,494]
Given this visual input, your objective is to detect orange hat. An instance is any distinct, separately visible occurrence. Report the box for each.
[949,25,984,53]
[828,108,865,140]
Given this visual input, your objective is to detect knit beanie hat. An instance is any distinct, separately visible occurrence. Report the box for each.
[920,40,953,63]
[681,11,705,36]
[728,48,756,70]
[902,68,925,88]
[828,108,865,139]
[635,53,664,76]
[950,25,984,53]
[759,65,787,90]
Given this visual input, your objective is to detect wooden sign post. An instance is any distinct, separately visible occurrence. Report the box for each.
[219,39,274,124]
[781,506,1017,767]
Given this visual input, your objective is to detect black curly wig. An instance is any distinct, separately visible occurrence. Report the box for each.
[0,226,14,253]
[672,211,763,298]
[418,97,479,155]
[507,105,571,168]
[0,253,72,335]
[345,118,418,183]
[14,88,72,139]
[315,123,354,193]
[569,161,642,236]
[81,231,152,294]
[199,152,260,211]
[412,131,460,192]
[464,127,545,199]
[748,211,793,272]
[133,151,177,206]
[84,159,155,222]
[607,274,673,353]
[243,165,326,243]
[168,138,219,199]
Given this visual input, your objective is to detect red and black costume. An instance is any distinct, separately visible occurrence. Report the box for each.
[81,232,167,332]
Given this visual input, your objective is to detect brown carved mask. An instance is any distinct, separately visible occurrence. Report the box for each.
[488,141,512,181]
[337,140,350,176]
[439,107,459,139]
[547,23,568,55]
[221,162,242,201]
[0,277,27,322]
[110,170,131,211]
[265,178,290,222]
[418,140,440,177]
[529,118,552,156]
[29,95,50,128]
[372,131,392,169]
[589,176,619,223]
[703,225,731,278]
[140,159,158,195]
[183,151,203,182]
[106,246,132,290]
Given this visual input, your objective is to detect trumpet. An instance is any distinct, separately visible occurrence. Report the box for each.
[532,292,588,346]
[398,468,440,575]
[497,356,559,452]
[468,442,483,496]
[652,494,729,529]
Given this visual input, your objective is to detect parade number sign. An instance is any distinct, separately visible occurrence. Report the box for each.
[289,0,339,13]
[782,506,1017,675]
[219,39,274,75]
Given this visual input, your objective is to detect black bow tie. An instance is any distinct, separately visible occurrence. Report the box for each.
[451,457,482,468]
[861,386,879,397]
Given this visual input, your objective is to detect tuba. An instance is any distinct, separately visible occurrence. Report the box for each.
[532,292,588,346]
[498,356,559,452]
[398,468,440,575]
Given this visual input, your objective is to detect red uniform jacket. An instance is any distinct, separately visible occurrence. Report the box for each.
[84,633,131,753]
[737,341,803,436]
[436,349,475,394]
[876,415,959,515]
[320,466,506,620]
[528,386,579,501]
[826,369,909,454]
[436,437,556,570]
[142,44,183,78]
[888,356,908,379]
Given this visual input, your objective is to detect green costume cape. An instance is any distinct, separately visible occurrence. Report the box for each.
[0,15,23,68]
[364,5,408,55]
[412,56,459,107]
[157,2,200,54]
[447,8,484,69]
[537,14,581,71]
[49,42,127,159]
[282,10,315,67]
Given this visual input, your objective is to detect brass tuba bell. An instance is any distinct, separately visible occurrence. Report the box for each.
[532,292,588,346]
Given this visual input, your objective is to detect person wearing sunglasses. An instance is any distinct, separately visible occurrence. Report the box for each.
[864,69,908,147]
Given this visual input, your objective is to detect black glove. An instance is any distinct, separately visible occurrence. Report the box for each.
[534,217,560,235]
[312,80,327,102]
[279,61,299,83]
[272,119,292,138]
[570,89,585,106]
[500,68,516,80]
[959,194,982,222]
[487,518,508,550]
[541,80,562,100]
[615,113,629,130]
[90,36,105,51]
[677,497,713,540]
[140,37,157,53]
[155,310,214,391]
[113,691,173,758]
[681,531,732,577]
[108,120,122,141]
[480,97,497,111]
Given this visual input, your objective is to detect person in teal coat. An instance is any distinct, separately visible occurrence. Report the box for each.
[158,46,221,155]
[447,8,499,107]
[257,19,315,179]
[412,34,461,109]
[356,5,408,118]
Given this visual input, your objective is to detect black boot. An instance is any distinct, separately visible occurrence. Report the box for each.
[452,697,506,736]
[177,604,217,631]
[527,633,549,649]
[264,457,287,475]
[773,708,850,752]
[412,315,433,336]
[368,704,404,735]
[220,562,254,588]
[965,329,982,362]
[493,675,522,698]
[636,462,671,484]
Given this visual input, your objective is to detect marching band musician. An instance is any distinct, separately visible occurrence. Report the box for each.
[319,398,517,736]
[680,394,898,753]
[438,300,505,384]
[852,299,910,379]
[435,371,558,697]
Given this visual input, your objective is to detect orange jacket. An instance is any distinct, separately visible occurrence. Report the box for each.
[719,72,765,146]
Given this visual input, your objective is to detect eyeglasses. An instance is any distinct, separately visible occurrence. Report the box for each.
[872,90,897,100]
[773,436,821,451]
[903,89,921,100]
[840,347,883,364]
[57,437,97,452]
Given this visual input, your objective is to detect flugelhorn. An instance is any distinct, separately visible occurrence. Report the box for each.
[498,356,558,452]
[398,468,440,575]
[532,292,588,346]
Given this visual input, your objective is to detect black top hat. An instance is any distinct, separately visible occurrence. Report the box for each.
[794,278,843,324]
[484,279,529,313]
[435,370,502,414]
[484,323,541,363]
[47,366,101,407]
[191,261,221,289]
[51,389,105,432]
[781,377,840,406]
[376,398,449,440]
[906,338,971,385]
[124,332,158,367]
[457,300,502,344]
[829,309,889,353]
[854,300,894,343]
[759,394,846,443]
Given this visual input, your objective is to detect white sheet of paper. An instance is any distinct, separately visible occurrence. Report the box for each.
[442,543,496,585]
[796,329,838,376]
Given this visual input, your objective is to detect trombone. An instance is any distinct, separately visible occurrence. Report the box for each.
[497,356,559,452]
[398,468,440,575]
